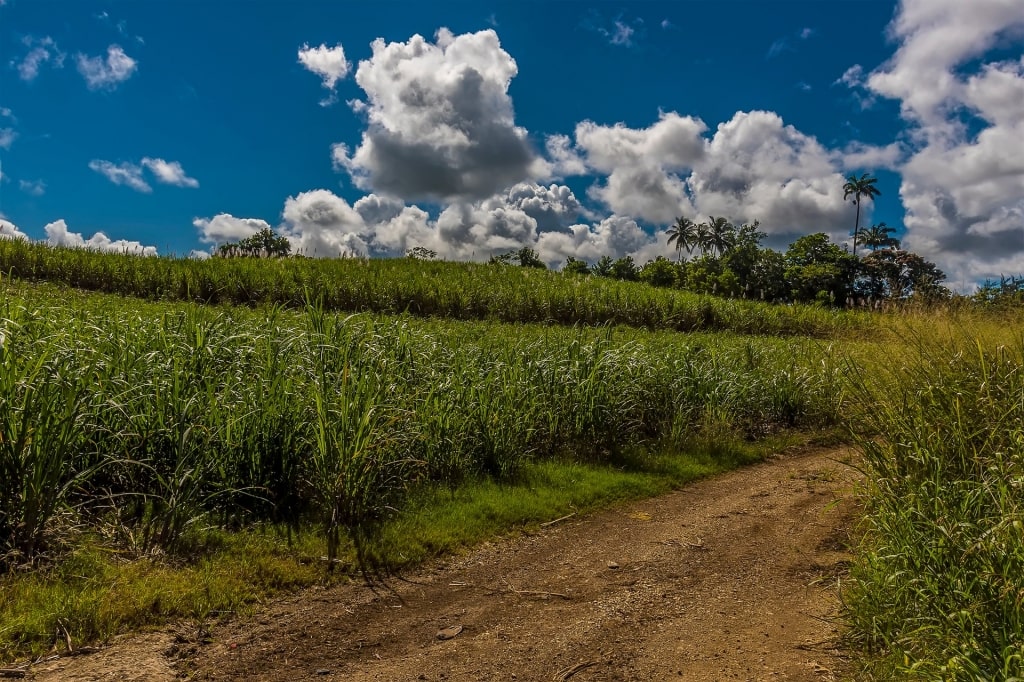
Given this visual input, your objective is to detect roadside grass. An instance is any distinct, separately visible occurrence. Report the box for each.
[0,428,809,663]
[844,321,1024,679]
[375,426,796,569]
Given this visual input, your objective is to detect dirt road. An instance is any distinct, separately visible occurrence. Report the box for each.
[31,445,859,681]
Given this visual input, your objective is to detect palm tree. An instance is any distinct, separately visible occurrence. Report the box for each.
[666,217,697,262]
[706,215,736,257]
[861,222,901,251]
[694,220,713,258]
[843,172,881,257]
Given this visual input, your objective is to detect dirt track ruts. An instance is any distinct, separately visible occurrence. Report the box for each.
[31,444,859,682]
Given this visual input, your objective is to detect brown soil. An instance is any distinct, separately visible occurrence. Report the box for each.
[27,445,860,682]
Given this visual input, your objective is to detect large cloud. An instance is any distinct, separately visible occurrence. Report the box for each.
[558,109,855,248]
[504,182,587,231]
[194,183,597,263]
[426,182,588,260]
[279,189,371,257]
[689,111,853,247]
[536,216,651,267]
[332,28,545,202]
[856,0,1024,285]
[44,219,157,255]
[435,202,538,259]
[572,112,706,224]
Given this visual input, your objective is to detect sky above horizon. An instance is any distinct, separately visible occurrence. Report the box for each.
[1,0,1023,290]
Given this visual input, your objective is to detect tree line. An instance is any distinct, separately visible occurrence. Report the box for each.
[217,173,953,307]
[484,173,947,306]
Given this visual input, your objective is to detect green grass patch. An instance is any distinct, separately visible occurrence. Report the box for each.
[0,533,323,662]
[375,430,783,568]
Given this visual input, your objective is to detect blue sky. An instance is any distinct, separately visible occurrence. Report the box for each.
[1,0,1023,288]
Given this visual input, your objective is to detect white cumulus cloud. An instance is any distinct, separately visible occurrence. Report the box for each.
[76,45,137,90]
[298,43,350,105]
[536,215,651,268]
[689,110,853,247]
[88,160,151,192]
[0,219,29,241]
[90,157,198,192]
[141,157,199,188]
[544,134,588,178]
[549,108,858,250]
[44,219,157,255]
[279,189,370,257]
[859,0,1024,285]
[333,28,545,202]
[193,214,271,244]
[573,112,706,224]
[196,181,596,264]
[426,182,589,260]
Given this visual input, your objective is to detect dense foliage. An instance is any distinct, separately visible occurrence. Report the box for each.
[0,281,844,574]
[579,219,948,306]
[972,275,1024,307]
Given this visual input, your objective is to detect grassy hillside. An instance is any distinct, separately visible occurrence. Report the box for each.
[3,245,1023,677]
[0,239,870,338]
[0,277,849,659]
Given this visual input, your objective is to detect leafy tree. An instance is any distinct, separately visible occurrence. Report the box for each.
[973,276,1024,306]
[218,228,292,258]
[748,248,788,302]
[666,217,698,262]
[860,222,900,251]
[784,233,858,304]
[686,256,741,297]
[719,221,764,287]
[855,255,888,302]
[490,247,547,269]
[860,249,948,301]
[609,255,639,281]
[639,256,679,288]
[515,247,547,269]
[711,220,790,302]
[406,246,438,260]
[592,255,615,277]
[488,253,514,265]
[843,172,881,256]
[562,257,591,276]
